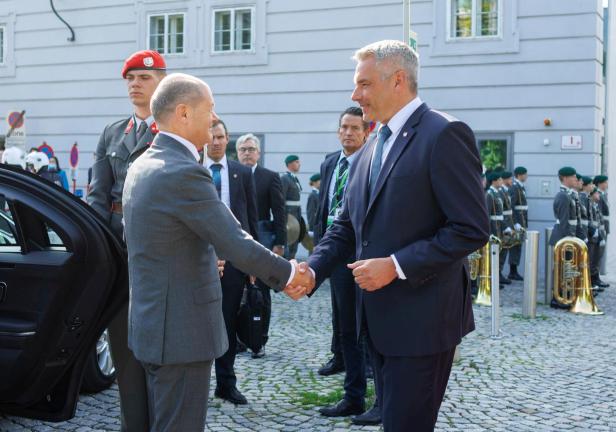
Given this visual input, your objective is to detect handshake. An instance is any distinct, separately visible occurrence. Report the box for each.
[283,260,315,300]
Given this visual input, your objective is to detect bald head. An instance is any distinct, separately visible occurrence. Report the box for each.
[150,73,218,150]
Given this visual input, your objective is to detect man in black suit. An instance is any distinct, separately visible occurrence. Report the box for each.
[205,119,259,404]
[298,40,489,431]
[312,106,377,421]
[236,133,286,358]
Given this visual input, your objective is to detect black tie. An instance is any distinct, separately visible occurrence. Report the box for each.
[136,121,148,141]
[210,163,222,198]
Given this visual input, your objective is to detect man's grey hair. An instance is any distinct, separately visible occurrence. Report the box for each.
[236,133,261,152]
[353,40,419,92]
[150,73,207,123]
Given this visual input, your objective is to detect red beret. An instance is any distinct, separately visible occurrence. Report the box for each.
[121,50,166,78]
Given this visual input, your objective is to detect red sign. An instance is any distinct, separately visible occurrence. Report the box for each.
[8,111,24,129]
[70,142,79,168]
[38,142,55,159]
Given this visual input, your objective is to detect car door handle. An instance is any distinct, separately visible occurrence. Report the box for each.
[0,282,6,303]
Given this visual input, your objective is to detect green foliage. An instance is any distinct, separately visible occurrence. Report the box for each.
[479,140,506,170]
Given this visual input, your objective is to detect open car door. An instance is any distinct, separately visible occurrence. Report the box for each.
[0,165,127,421]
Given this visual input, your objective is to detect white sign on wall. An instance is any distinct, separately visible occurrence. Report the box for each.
[561,135,583,150]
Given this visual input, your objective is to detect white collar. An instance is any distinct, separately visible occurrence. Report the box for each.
[134,114,155,127]
[158,131,200,161]
[205,154,228,170]
[338,150,359,166]
[383,96,423,138]
[489,186,500,193]
[251,163,257,173]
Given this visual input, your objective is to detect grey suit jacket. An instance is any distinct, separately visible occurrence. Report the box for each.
[123,133,292,365]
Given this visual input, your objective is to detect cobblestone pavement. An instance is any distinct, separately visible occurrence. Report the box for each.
[2,275,615,431]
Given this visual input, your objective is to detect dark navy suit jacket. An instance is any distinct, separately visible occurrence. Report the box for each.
[227,159,259,240]
[308,103,489,357]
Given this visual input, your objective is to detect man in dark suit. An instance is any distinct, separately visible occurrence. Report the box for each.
[236,133,286,358]
[298,40,489,431]
[123,73,310,431]
[312,106,378,421]
[88,49,167,431]
[204,119,259,404]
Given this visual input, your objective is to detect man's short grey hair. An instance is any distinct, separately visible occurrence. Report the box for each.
[236,133,261,152]
[150,73,207,123]
[353,40,419,92]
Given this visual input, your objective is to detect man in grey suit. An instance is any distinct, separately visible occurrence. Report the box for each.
[123,73,310,431]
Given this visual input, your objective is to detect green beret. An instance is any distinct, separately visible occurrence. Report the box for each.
[593,175,608,185]
[558,166,576,177]
[309,173,321,182]
[514,166,527,175]
[591,187,599,195]
[285,154,299,165]
[575,173,582,180]
[487,172,502,183]
[501,171,513,179]
[582,176,593,185]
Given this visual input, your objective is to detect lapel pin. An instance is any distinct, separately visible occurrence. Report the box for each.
[233,173,238,178]
[403,132,408,137]
[111,151,116,157]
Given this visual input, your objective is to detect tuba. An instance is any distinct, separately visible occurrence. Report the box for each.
[473,236,500,306]
[553,237,603,315]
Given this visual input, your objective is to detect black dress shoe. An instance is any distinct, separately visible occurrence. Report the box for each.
[236,341,247,353]
[352,404,381,425]
[550,299,570,310]
[251,348,265,359]
[508,272,523,281]
[318,356,345,376]
[500,274,512,285]
[319,399,364,417]
[597,279,610,288]
[215,386,248,405]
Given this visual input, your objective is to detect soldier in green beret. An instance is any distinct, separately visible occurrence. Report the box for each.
[486,171,506,289]
[549,167,579,309]
[498,171,514,284]
[281,155,305,258]
[508,167,528,280]
[571,174,587,243]
[593,175,610,287]
[306,173,321,232]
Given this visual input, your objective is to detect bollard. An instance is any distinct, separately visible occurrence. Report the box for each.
[490,243,501,338]
[523,231,539,318]
[544,227,553,305]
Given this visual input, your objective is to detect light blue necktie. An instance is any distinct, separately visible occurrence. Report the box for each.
[369,125,392,197]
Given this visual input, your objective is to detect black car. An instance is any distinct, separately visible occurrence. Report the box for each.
[0,164,125,421]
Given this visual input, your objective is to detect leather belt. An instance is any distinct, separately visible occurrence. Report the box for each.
[111,202,123,215]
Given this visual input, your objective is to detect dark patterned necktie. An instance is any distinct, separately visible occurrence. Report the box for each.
[210,163,222,198]
[369,125,392,197]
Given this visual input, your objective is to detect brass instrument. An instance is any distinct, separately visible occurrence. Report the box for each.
[468,250,481,281]
[501,227,526,249]
[473,236,501,306]
[553,237,603,315]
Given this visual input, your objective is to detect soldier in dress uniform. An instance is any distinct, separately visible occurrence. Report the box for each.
[508,166,528,280]
[589,186,608,290]
[486,172,506,289]
[306,173,321,233]
[88,49,167,431]
[498,171,514,284]
[593,175,610,287]
[577,175,592,245]
[548,166,579,309]
[281,155,305,258]
[571,174,587,243]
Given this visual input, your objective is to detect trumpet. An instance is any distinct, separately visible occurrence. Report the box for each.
[472,235,501,306]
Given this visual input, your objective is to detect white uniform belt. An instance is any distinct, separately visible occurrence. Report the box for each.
[502,210,513,216]
[285,200,301,206]
[580,220,589,226]
[490,215,504,221]
[602,215,610,220]
[514,205,528,210]
[568,219,578,225]
[591,222,599,227]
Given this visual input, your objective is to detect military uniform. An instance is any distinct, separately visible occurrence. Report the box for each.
[509,177,528,276]
[86,49,166,432]
[486,186,504,239]
[577,190,590,242]
[594,174,610,284]
[549,186,577,245]
[498,184,514,277]
[588,190,605,284]
[281,170,304,258]
[571,190,586,242]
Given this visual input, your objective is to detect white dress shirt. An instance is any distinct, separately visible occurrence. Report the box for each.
[158,131,200,161]
[370,96,423,281]
[204,154,231,208]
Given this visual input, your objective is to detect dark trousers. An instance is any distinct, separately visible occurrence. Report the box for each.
[589,241,601,277]
[330,263,366,404]
[143,360,212,432]
[366,334,455,432]
[256,222,275,346]
[108,303,150,432]
[509,244,522,267]
[215,263,245,389]
[329,286,343,359]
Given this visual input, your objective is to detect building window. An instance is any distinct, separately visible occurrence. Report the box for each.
[450,0,499,39]
[148,13,185,55]
[476,135,512,171]
[213,7,254,52]
[0,26,5,65]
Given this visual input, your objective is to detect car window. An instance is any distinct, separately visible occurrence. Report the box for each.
[45,223,66,249]
[0,197,21,252]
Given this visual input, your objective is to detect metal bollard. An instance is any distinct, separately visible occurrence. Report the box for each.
[544,227,553,305]
[490,243,501,338]
[523,231,539,318]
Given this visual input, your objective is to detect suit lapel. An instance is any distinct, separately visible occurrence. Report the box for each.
[365,103,429,217]
[355,135,376,217]
[228,161,240,212]
[121,117,136,154]
[131,127,155,158]
[323,152,340,196]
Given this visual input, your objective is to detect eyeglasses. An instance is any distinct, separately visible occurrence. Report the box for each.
[238,147,258,153]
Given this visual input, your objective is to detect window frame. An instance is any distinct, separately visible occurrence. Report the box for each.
[146,12,187,56]
[475,133,513,172]
[211,6,256,54]
[0,25,5,65]
[447,0,502,41]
